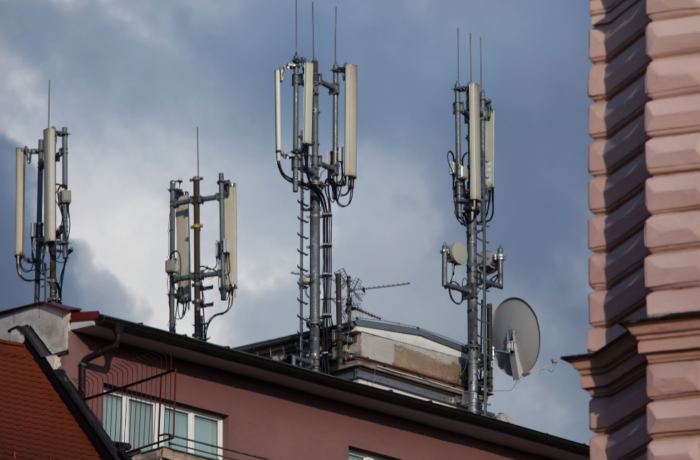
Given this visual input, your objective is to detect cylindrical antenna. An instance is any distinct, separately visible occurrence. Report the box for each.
[312,2,315,61]
[334,7,338,64]
[469,33,472,83]
[457,29,460,84]
[295,0,298,55]
[196,127,200,177]
[48,80,51,129]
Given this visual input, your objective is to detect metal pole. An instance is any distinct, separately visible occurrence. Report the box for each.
[464,210,480,413]
[168,181,177,333]
[335,272,342,366]
[298,187,305,353]
[332,65,339,172]
[481,92,489,414]
[218,173,226,301]
[193,177,203,340]
[49,243,56,301]
[61,128,68,259]
[308,60,321,372]
[292,64,300,192]
[35,141,45,303]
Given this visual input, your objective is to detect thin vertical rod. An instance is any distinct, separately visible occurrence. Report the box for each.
[168,181,177,333]
[48,80,50,128]
[334,7,337,64]
[457,29,460,84]
[312,2,315,61]
[196,128,200,178]
[295,0,298,55]
[480,37,483,88]
[469,33,472,83]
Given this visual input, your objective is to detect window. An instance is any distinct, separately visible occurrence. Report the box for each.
[101,391,222,457]
[164,409,188,452]
[103,395,122,442]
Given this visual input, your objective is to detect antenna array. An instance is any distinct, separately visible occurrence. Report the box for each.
[14,83,73,304]
[440,34,505,415]
[165,132,237,340]
[275,4,357,373]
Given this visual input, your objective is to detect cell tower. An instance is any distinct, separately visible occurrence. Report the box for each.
[165,130,237,340]
[274,4,357,373]
[14,81,73,304]
[440,34,547,417]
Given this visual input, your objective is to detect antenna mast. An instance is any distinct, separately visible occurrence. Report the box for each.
[441,34,503,415]
[165,131,237,339]
[274,5,358,373]
[14,82,73,305]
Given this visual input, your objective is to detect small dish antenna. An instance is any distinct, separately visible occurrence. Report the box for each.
[492,298,540,380]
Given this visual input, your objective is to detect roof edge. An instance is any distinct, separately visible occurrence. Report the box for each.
[88,314,588,458]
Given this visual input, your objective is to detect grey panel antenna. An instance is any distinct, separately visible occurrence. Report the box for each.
[468,82,481,201]
[176,192,191,298]
[15,148,25,257]
[492,298,540,380]
[485,108,495,189]
[302,61,314,145]
[344,63,358,179]
[43,127,56,242]
[224,184,237,291]
[275,69,282,155]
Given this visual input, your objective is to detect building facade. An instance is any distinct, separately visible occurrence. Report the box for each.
[565,1,700,458]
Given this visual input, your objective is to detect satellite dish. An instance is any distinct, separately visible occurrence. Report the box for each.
[492,298,540,380]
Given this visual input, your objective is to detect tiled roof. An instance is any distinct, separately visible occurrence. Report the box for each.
[0,339,101,460]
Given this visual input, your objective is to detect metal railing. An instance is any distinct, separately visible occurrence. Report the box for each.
[80,352,177,454]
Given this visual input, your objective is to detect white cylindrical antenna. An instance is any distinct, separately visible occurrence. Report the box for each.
[224,183,237,292]
[485,108,495,189]
[344,63,358,179]
[15,148,25,257]
[43,127,57,242]
[176,192,191,298]
[275,68,282,156]
[468,82,482,201]
[302,61,314,145]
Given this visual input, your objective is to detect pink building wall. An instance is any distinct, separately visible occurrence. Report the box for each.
[568,0,700,458]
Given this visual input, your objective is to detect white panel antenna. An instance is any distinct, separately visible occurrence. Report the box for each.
[485,108,495,189]
[176,191,191,298]
[302,61,314,145]
[344,63,358,179]
[224,183,237,291]
[275,69,282,156]
[468,82,481,202]
[15,148,25,257]
[43,127,56,242]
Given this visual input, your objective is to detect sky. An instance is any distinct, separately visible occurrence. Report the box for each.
[0,0,593,445]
